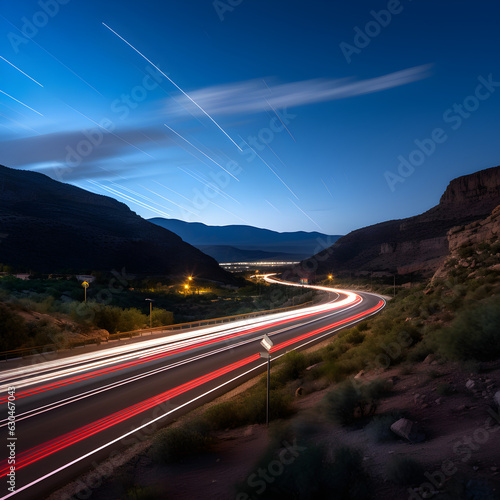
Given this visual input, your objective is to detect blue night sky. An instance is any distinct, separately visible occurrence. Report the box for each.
[1,0,500,235]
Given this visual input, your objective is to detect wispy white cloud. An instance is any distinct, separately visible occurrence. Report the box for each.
[167,64,433,116]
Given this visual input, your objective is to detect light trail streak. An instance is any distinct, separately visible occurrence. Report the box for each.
[239,137,298,199]
[102,22,242,151]
[265,199,281,213]
[265,98,295,142]
[0,15,102,96]
[0,56,43,87]
[152,180,192,203]
[110,182,173,211]
[0,290,359,400]
[0,89,43,116]
[164,124,239,180]
[287,197,322,230]
[140,185,199,216]
[179,166,241,204]
[63,102,154,159]
[321,178,334,198]
[177,168,248,222]
[87,180,172,218]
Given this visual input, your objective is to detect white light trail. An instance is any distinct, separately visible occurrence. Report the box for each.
[140,185,199,216]
[0,56,43,87]
[0,89,43,115]
[288,197,323,230]
[102,22,242,151]
[87,180,173,218]
[179,166,241,205]
[321,178,334,198]
[110,182,169,209]
[239,137,298,199]
[152,180,194,203]
[265,98,295,142]
[265,199,281,213]
[164,124,239,181]
[63,102,154,160]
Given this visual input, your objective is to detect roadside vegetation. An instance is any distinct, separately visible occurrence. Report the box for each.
[0,273,315,351]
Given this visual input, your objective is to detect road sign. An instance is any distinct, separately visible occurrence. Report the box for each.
[260,334,273,352]
[82,281,89,288]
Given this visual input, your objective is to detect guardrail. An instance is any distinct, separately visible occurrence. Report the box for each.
[0,300,313,362]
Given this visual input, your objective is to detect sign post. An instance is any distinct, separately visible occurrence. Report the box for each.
[82,281,89,303]
[260,334,274,426]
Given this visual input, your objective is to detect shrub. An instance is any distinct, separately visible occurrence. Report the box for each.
[437,296,500,361]
[273,350,308,386]
[151,308,174,327]
[386,456,425,486]
[323,380,380,426]
[150,418,212,464]
[204,401,241,430]
[0,303,28,350]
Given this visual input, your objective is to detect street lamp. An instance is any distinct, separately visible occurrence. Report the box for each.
[145,298,154,329]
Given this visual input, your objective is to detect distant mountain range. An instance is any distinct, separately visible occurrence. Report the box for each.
[148,218,342,262]
[299,165,500,277]
[0,165,233,282]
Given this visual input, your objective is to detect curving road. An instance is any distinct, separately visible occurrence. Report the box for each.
[0,278,385,499]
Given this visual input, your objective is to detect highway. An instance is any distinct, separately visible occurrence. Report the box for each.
[0,277,385,499]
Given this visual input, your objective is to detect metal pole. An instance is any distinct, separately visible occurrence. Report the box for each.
[84,286,87,304]
[266,356,270,427]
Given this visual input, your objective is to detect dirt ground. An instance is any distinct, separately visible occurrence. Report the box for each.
[52,358,500,500]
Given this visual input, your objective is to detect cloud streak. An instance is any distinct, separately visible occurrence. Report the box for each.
[168,65,433,116]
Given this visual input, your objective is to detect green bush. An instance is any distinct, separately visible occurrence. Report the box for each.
[437,296,500,361]
[273,350,308,386]
[203,401,241,430]
[0,303,28,350]
[150,418,212,464]
[151,308,173,327]
[323,380,381,426]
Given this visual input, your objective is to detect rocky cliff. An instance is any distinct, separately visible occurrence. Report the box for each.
[0,165,233,282]
[298,165,500,278]
[433,204,500,280]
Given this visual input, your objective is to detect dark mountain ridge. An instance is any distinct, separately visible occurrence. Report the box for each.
[148,218,341,259]
[299,165,500,277]
[0,165,232,282]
